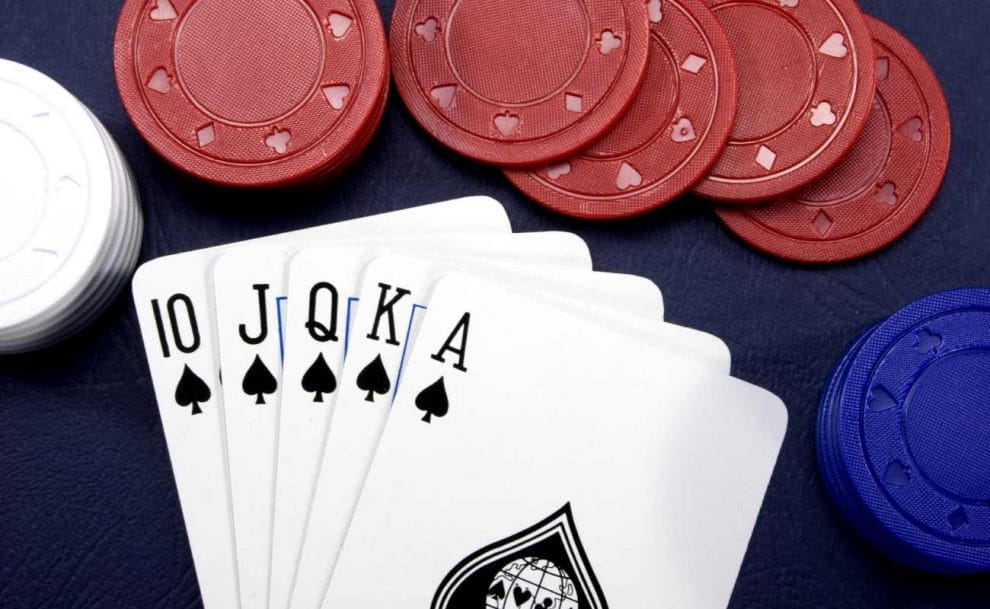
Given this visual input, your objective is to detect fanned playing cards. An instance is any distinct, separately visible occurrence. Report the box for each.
[132,197,787,609]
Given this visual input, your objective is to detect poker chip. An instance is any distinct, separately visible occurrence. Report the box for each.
[818,290,990,573]
[714,16,950,263]
[389,0,651,167]
[0,60,143,354]
[503,0,738,219]
[694,0,876,202]
[113,0,389,188]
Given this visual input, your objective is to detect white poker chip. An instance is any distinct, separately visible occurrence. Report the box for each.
[0,59,142,353]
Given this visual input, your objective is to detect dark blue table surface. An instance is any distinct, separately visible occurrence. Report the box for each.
[2,1,990,607]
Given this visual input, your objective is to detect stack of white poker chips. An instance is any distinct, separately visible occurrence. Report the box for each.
[0,59,143,354]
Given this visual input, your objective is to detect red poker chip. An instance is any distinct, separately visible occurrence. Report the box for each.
[389,0,651,167]
[694,0,876,202]
[503,0,737,219]
[715,15,950,264]
[114,0,388,188]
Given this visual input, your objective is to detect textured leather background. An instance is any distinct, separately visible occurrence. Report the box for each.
[2,0,990,607]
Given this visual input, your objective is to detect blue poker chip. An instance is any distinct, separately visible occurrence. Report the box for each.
[819,289,990,573]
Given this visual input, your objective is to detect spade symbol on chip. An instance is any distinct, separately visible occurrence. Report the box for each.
[301,353,337,403]
[415,377,449,423]
[174,364,211,415]
[356,354,391,403]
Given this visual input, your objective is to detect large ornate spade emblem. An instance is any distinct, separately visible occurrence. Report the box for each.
[431,504,608,609]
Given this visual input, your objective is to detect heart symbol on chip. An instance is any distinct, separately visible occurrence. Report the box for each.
[898,117,923,142]
[809,102,836,127]
[416,17,440,42]
[322,85,351,110]
[328,12,353,39]
[494,112,520,137]
[874,182,897,206]
[646,0,663,23]
[819,33,848,58]
[597,30,622,55]
[778,0,799,7]
[615,162,643,190]
[150,0,177,21]
[265,129,291,154]
[546,161,571,180]
[431,85,457,109]
[147,68,171,94]
[671,117,696,142]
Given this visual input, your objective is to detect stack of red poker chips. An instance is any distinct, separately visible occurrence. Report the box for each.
[113,0,390,189]
[389,0,950,264]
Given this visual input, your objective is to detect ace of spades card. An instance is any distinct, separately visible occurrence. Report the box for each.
[324,276,787,609]
[132,198,511,609]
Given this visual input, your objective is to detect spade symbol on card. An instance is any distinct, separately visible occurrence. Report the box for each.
[431,504,606,609]
[242,355,277,405]
[301,353,337,403]
[174,365,211,415]
[415,377,449,423]
[356,354,391,403]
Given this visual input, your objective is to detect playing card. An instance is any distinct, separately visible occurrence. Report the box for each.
[213,232,593,609]
[287,255,729,609]
[131,197,509,609]
[324,276,787,609]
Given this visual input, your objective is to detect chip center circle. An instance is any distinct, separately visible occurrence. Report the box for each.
[713,3,815,143]
[174,0,324,126]
[904,348,990,502]
[445,0,590,105]
[0,122,47,260]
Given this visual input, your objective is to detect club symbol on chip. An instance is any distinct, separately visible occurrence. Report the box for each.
[322,85,351,110]
[874,182,897,206]
[615,162,643,190]
[175,364,211,415]
[431,504,606,609]
[809,102,837,127]
[149,0,177,21]
[819,33,848,59]
[646,0,663,23]
[914,328,943,354]
[327,12,353,39]
[596,30,622,55]
[494,112,520,137]
[147,68,171,94]
[265,129,291,154]
[416,17,440,42]
[415,377,449,423]
[546,161,571,180]
[671,117,696,143]
[431,85,457,109]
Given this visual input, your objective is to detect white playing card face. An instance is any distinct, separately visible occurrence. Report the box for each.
[267,234,593,609]
[213,232,592,609]
[324,276,787,609]
[287,256,728,609]
[131,197,509,609]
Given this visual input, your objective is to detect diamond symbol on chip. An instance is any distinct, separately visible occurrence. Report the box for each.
[813,210,833,236]
[322,85,351,110]
[819,33,848,58]
[867,386,897,412]
[681,54,707,74]
[197,124,216,148]
[597,31,622,55]
[327,12,353,39]
[415,17,440,42]
[147,68,171,94]
[646,0,663,23]
[565,94,583,113]
[755,146,776,171]
[150,0,177,21]
[809,102,836,127]
[948,507,969,532]
[265,129,291,154]
[546,162,571,180]
[431,85,457,109]
[671,117,696,143]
